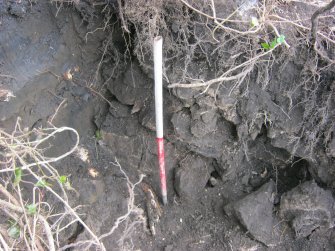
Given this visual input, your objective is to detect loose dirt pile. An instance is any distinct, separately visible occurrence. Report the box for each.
[0,0,335,250]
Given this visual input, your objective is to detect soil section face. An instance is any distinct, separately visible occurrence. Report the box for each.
[1,1,335,251]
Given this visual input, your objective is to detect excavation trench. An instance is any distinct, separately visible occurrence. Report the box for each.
[0,1,335,250]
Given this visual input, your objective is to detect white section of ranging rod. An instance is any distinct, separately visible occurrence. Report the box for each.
[154,36,164,138]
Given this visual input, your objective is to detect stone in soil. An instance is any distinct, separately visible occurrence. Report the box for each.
[280,180,335,238]
[224,180,281,246]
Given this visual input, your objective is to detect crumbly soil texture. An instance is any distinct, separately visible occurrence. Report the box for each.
[1,0,335,250]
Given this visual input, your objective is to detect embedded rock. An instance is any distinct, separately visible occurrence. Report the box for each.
[225,180,281,246]
[280,180,335,238]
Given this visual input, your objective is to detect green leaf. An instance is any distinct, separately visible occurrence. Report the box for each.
[59,175,72,189]
[277,35,286,44]
[270,40,277,49]
[35,179,51,188]
[14,168,22,186]
[95,130,102,140]
[26,204,37,215]
[261,42,270,50]
[8,224,20,239]
[59,175,67,184]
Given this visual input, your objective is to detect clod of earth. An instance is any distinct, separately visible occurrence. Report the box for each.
[174,155,210,200]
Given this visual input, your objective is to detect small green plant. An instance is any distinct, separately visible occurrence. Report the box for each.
[13,167,22,186]
[26,204,37,215]
[95,129,103,140]
[59,175,68,184]
[261,35,286,50]
[59,175,73,190]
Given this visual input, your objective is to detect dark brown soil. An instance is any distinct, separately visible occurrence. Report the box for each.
[1,1,335,250]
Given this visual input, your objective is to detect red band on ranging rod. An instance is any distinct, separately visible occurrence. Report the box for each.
[156,137,167,205]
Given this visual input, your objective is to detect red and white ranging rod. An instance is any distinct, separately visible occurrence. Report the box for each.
[153,36,167,205]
